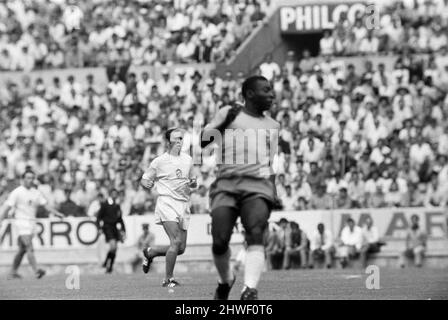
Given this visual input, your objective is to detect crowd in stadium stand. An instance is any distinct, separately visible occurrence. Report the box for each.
[2,48,448,216]
[0,0,273,71]
[2,0,448,218]
[319,0,448,56]
[1,0,447,72]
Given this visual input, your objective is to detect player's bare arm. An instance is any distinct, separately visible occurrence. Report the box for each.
[0,204,12,226]
[141,167,157,190]
[200,104,242,149]
[270,174,283,210]
[188,165,198,189]
[46,206,65,219]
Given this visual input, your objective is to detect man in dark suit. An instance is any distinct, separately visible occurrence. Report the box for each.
[193,36,212,63]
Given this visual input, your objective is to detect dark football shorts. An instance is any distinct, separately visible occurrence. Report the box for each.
[102,225,120,242]
[209,176,275,211]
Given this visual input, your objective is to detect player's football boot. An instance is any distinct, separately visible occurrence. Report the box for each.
[142,247,153,274]
[7,273,22,280]
[240,286,258,300]
[162,278,180,288]
[36,269,46,279]
[214,275,236,300]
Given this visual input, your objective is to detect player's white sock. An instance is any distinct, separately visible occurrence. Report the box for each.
[243,245,265,289]
[213,248,234,284]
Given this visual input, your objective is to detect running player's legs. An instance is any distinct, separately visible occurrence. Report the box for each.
[211,206,239,285]
[20,234,39,273]
[11,236,27,276]
[145,197,188,259]
[161,221,185,280]
[239,197,271,294]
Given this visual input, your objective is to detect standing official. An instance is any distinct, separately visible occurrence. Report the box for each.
[96,189,126,274]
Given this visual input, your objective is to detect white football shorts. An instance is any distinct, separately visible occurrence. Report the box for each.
[154,196,191,231]
[14,219,37,236]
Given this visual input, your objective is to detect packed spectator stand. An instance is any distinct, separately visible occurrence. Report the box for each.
[0,0,273,71]
[1,0,448,220]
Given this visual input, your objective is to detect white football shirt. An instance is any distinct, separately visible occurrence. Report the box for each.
[6,185,47,235]
[146,152,193,202]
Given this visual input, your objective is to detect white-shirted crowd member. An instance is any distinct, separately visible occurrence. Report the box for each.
[309,223,335,268]
[338,218,364,268]
[259,54,280,81]
[62,1,84,32]
[319,29,335,56]
[0,170,63,279]
[140,128,197,288]
[360,216,383,268]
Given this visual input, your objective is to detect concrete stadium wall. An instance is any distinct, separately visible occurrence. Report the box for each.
[215,9,290,77]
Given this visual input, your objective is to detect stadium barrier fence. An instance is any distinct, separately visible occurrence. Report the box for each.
[1,208,447,275]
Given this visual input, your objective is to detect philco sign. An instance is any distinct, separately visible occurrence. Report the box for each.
[280,2,368,33]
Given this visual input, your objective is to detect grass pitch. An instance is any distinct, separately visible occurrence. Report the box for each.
[0,268,447,300]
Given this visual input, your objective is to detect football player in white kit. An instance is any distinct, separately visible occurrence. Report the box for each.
[0,170,63,279]
[140,128,197,288]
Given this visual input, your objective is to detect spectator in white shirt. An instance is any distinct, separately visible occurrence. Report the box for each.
[293,176,312,205]
[259,53,280,81]
[338,218,363,268]
[319,29,335,56]
[136,71,154,103]
[14,45,35,71]
[173,69,192,97]
[107,114,133,150]
[44,43,65,68]
[359,30,379,54]
[62,2,84,32]
[409,135,434,169]
[175,32,195,63]
[424,172,447,207]
[280,185,297,211]
[61,75,82,97]
[129,39,146,66]
[352,19,367,40]
[157,69,174,96]
[360,216,384,267]
[0,48,12,70]
[167,8,189,33]
[309,223,335,269]
[429,28,447,52]
[143,44,159,66]
[107,73,126,104]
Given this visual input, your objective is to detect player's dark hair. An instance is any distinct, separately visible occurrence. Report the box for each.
[22,170,35,178]
[241,75,268,99]
[165,127,179,141]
